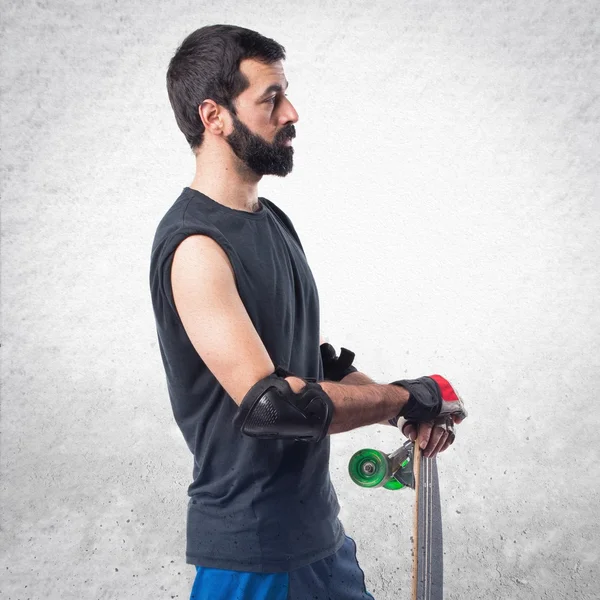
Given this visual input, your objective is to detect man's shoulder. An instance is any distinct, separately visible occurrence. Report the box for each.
[151,188,222,256]
[155,187,191,224]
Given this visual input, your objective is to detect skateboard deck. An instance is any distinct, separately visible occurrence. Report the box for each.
[348,441,444,599]
[411,444,443,600]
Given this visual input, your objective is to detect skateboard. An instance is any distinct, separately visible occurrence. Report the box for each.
[348,440,443,600]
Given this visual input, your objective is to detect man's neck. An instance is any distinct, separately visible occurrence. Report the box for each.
[190,148,262,214]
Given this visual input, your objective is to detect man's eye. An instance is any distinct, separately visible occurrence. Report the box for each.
[266,94,288,104]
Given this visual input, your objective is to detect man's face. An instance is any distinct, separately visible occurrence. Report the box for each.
[223,59,299,177]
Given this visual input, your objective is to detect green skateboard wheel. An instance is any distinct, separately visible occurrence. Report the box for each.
[348,448,389,488]
[383,477,405,491]
[349,447,410,490]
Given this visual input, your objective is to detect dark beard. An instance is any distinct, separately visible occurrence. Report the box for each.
[225,113,295,177]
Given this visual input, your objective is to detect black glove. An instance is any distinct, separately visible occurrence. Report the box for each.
[320,343,358,382]
[389,374,467,426]
[388,376,442,425]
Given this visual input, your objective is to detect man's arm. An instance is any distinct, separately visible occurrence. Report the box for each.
[339,371,393,426]
[322,357,459,456]
[321,378,406,434]
[317,336,394,427]
[172,236,409,434]
[316,342,393,425]
[339,371,375,385]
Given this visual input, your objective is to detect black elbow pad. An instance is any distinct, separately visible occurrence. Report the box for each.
[233,368,334,443]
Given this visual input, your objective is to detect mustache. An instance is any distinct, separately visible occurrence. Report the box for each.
[276,125,296,142]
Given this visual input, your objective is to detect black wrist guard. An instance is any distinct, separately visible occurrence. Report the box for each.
[388,376,442,425]
[320,343,358,381]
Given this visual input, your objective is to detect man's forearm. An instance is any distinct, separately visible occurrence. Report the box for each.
[319,378,408,435]
[339,371,376,386]
[338,371,396,427]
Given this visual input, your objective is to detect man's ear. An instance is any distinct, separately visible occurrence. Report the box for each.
[198,99,226,135]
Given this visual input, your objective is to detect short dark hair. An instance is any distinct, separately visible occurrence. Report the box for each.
[166,25,286,152]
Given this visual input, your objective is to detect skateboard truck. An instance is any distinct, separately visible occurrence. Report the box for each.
[348,440,415,490]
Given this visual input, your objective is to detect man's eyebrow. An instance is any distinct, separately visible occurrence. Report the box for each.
[260,81,289,98]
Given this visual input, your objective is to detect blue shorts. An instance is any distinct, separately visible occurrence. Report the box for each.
[189,535,375,600]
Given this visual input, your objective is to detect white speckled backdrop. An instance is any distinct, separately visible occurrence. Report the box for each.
[1,1,599,599]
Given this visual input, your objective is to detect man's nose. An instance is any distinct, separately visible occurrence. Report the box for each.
[281,97,299,124]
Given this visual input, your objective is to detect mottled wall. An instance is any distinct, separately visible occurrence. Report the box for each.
[1,1,598,599]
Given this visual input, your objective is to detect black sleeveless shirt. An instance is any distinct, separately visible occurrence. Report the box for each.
[149,187,345,572]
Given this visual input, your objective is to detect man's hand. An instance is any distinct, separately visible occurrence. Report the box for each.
[401,409,464,458]
[391,373,467,457]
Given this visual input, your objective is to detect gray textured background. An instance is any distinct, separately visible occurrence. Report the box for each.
[1,1,599,599]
